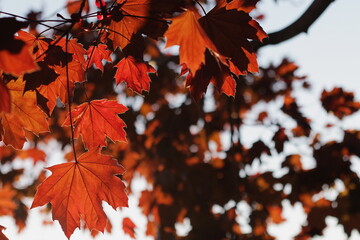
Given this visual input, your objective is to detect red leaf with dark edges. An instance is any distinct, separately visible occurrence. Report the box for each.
[54,36,86,65]
[17,30,49,61]
[0,79,49,149]
[86,44,112,71]
[184,50,235,100]
[37,61,85,114]
[114,56,155,94]
[108,0,151,49]
[122,217,136,239]
[63,99,128,149]
[31,148,128,239]
[199,0,267,74]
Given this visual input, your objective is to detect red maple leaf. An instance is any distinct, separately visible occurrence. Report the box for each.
[31,148,128,239]
[108,0,151,49]
[0,79,49,149]
[114,56,156,94]
[0,42,38,76]
[54,36,86,65]
[86,44,112,71]
[37,61,85,114]
[199,0,267,73]
[17,30,49,61]
[63,99,128,149]
[184,50,235,100]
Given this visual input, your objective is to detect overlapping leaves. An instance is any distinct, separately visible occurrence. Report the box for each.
[0,0,269,239]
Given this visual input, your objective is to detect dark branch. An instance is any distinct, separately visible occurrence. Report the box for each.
[253,0,335,51]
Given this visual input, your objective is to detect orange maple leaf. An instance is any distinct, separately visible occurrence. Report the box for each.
[37,61,85,114]
[0,80,10,113]
[165,9,218,74]
[86,44,112,71]
[0,18,38,76]
[17,30,49,61]
[54,36,86,65]
[108,0,151,49]
[31,148,128,239]
[0,78,49,149]
[0,43,38,76]
[114,56,155,94]
[122,217,136,239]
[63,99,127,149]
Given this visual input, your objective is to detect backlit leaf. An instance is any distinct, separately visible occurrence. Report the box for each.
[31,148,128,238]
[0,18,38,76]
[37,61,85,114]
[0,78,49,149]
[108,0,151,49]
[165,9,218,74]
[54,36,86,65]
[114,56,155,94]
[86,44,112,72]
[63,99,127,149]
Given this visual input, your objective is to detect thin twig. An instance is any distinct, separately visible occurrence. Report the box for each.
[0,11,67,32]
[64,0,88,162]
[253,0,335,50]
[65,33,78,163]
[37,22,68,37]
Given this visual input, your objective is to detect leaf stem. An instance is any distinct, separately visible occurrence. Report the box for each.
[64,0,88,162]
[65,33,78,163]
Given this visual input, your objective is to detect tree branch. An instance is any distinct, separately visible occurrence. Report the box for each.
[253,0,335,51]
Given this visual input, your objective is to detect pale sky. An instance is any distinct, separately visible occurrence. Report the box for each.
[1,0,360,239]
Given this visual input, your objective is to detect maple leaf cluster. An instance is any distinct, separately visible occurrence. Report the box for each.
[0,0,266,238]
[1,0,360,240]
